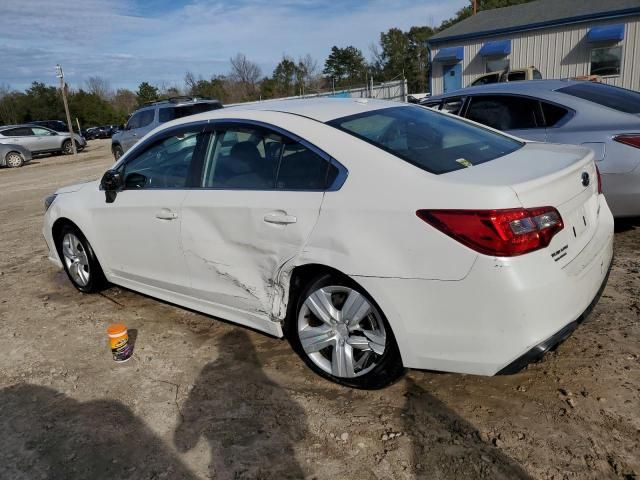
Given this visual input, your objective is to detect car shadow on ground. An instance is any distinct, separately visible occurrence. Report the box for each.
[403,377,532,479]
[614,216,640,233]
[174,329,307,479]
[1,328,531,479]
[0,384,197,480]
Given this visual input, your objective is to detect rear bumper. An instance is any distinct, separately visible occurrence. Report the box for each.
[496,254,611,374]
[354,196,615,375]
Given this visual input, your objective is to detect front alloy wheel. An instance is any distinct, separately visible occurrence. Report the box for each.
[290,275,404,389]
[62,232,90,287]
[56,224,106,293]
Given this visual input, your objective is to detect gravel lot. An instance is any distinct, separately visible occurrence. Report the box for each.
[1,139,638,480]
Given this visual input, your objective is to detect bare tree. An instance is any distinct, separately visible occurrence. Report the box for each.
[110,89,137,115]
[85,76,112,99]
[229,53,262,99]
[184,71,198,95]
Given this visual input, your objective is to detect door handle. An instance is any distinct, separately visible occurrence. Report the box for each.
[155,208,178,220]
[263,212,297,225]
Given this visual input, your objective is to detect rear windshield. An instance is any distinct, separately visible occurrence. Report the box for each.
[159,103,221,123]
[327,105,523,174]
[557,83,640,114]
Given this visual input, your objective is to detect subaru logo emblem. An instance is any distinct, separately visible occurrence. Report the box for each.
[582,172,590,187]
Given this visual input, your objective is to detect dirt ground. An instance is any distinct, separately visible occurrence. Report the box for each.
[0,139,638,480]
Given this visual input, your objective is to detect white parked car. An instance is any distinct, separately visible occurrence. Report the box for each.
[43,99,614,388]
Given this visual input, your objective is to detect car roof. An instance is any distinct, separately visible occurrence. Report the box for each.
[224,97,408,122]
[428,79,585,100]
[0,124,42,130]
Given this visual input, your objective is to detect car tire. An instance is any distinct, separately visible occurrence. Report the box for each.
[287,273,405,389]
[5,151,24,168]
[112,145,123,160]
[55,224,107,293]
[62,140,74,155]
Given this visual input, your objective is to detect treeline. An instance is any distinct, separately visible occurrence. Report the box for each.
[0,0,532,127]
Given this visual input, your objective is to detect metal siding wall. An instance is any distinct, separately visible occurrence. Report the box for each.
[430,15,640,95]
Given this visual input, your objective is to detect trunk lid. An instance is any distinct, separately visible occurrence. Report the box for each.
[446,142,600,267]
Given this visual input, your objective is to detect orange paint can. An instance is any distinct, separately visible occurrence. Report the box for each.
[107,323,133,362]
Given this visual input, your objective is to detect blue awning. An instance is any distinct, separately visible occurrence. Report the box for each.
[587,24,624,43]
[433,46,463,62]
[479,40,511,57]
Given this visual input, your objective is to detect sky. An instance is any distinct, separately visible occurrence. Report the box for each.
[0,0,467,92]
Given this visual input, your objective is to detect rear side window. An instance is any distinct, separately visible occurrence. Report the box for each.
[442,97,465,115]
[2,127,33,136]
[473,73,500,85]
[466,95,540,130]
[532,69,542,80]
[276,142,338,190]
[201,126,336,190]
[557,83,640,114]
[328,105,522,175]
[507,71,526,81]
[540,102,569,127]
[159,103,221,123]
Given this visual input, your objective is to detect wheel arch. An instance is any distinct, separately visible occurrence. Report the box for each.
[285,263,386,331]
[51,217,105,271]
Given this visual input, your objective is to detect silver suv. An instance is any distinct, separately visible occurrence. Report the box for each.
[111,96,222,159]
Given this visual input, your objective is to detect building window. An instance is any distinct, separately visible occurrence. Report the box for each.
[486,57,509,73]
[590,46,622,76]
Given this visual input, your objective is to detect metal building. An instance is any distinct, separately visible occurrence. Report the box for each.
[428,0,640,95]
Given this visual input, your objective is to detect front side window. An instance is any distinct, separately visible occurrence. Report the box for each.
[557,82,640,114]
[138,109,155,128]
[31,127,54,136]
[122,131,200,189]
[466,95,540,130]
[329,105,522,175]
[590,46,622,76]
[126,112,142,130]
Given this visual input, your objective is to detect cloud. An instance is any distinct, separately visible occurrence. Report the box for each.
[0,0,466,91]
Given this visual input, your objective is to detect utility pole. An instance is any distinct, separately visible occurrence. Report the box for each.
[473,0,477,15]
[55,64,77,156]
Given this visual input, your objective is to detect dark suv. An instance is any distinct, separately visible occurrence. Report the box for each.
[111,97,222,159]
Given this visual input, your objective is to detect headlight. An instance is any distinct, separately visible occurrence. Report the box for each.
[44,194,57,212]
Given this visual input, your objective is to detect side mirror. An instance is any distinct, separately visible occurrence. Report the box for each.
[100,169,123,203]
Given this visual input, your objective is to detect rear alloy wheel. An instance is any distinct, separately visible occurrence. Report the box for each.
[62,139,73,155]
[5,152,24,168]
[56,225,106,293]
[289,274,404,389]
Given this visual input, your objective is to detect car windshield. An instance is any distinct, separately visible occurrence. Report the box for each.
[328,105,523,174]
[557,83,640,114]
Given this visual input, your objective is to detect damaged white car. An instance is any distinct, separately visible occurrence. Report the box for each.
[43,98,614,388]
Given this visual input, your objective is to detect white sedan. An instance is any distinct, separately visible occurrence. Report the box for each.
[43,98,614,388]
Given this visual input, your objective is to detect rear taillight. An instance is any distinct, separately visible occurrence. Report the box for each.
[416,207,564,257]
[613,134,640,149]
[595,164,602,194]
